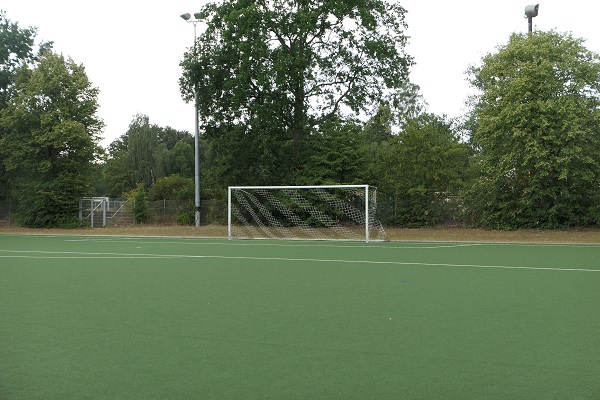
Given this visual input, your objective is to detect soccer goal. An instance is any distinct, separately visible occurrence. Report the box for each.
[228,185,388,242]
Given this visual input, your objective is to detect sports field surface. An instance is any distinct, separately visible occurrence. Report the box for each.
[1,234,599,399]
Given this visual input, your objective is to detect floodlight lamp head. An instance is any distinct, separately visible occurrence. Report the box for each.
[194,12,204,20]
[180,13,191,21]
[524,4,539,18]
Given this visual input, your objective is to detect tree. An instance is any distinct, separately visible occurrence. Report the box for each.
[102,149,131,197]
[374,113,472,226]
[0,11,38,199]
[300,118,364,185]
[126,114,168,187]
[171,141,194,178]
[147,174,193,201]
[466,31,600,228]
[0,11,37,108]
[180,0,413,185]
[103,115,195,196]
[0,50,103,227]
[125,183,150,224]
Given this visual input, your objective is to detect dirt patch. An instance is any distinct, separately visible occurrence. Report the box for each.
[2,224,600,244]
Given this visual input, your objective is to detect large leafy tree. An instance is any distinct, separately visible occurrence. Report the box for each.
[373,113,472,226]
[0,11,38,198]
[180,0,413,184]
[300,118,364,185]
[126,114,169,187]
[466,31,600,228]
[0,50,103,227]
[103,115,195,196]
[0,10,37,108]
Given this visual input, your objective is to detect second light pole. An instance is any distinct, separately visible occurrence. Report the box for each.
[181,12,203,226]
[524,4,539,34]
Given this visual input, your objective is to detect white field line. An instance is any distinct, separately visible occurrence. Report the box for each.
[0,249,599,272]
[63,238,484,249]
[63,238,600,249]
[4,233,600,247]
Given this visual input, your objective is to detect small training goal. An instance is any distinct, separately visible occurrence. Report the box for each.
[228,185,388,242]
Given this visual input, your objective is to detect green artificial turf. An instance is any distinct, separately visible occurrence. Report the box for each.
[1,235,599,399]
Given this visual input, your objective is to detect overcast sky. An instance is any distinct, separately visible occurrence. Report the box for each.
[2,0,599,147]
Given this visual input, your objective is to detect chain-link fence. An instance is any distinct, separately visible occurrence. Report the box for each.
[78,198,227,228]
[375,192,465,227]
[1,193,462,229]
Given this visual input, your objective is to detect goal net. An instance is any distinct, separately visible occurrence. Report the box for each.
[228,185,388,242]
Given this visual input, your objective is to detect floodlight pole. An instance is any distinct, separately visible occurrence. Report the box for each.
[524,4,539,35]
[181,12,203,227]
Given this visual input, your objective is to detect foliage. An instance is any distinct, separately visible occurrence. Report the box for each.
[146,176,199,226]
[371,113,472,226]
[0,11,37,108]
[102,150,131,197]
[0,50,103,227]
[363,103,394,143]
[148,174,193,201]
[201,123,293,186]
[180,0,413,186]
[125,183,150,223]
[0,11,39,199]
[171,141,194,177]
[103,115,194,196]
[466,31,600,228]
[299,118,364,185]
[176,207,195,225]
[126,114,169,187]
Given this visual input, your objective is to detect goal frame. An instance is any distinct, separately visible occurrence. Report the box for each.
[227,184,386,242]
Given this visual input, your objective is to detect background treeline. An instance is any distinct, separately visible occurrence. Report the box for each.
[1,4,600,229]
[97,107,472,227]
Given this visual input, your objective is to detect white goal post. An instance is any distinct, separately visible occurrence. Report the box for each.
[228,185,388,242]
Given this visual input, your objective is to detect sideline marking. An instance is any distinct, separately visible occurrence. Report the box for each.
[64,239,481,250]
[63,237,600,249]
[0,249,598,272]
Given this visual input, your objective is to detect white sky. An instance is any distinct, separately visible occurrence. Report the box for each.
[2,0,599,147]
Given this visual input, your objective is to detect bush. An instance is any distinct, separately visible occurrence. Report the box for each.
[125,184,150,223]
[148,175,193,201]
